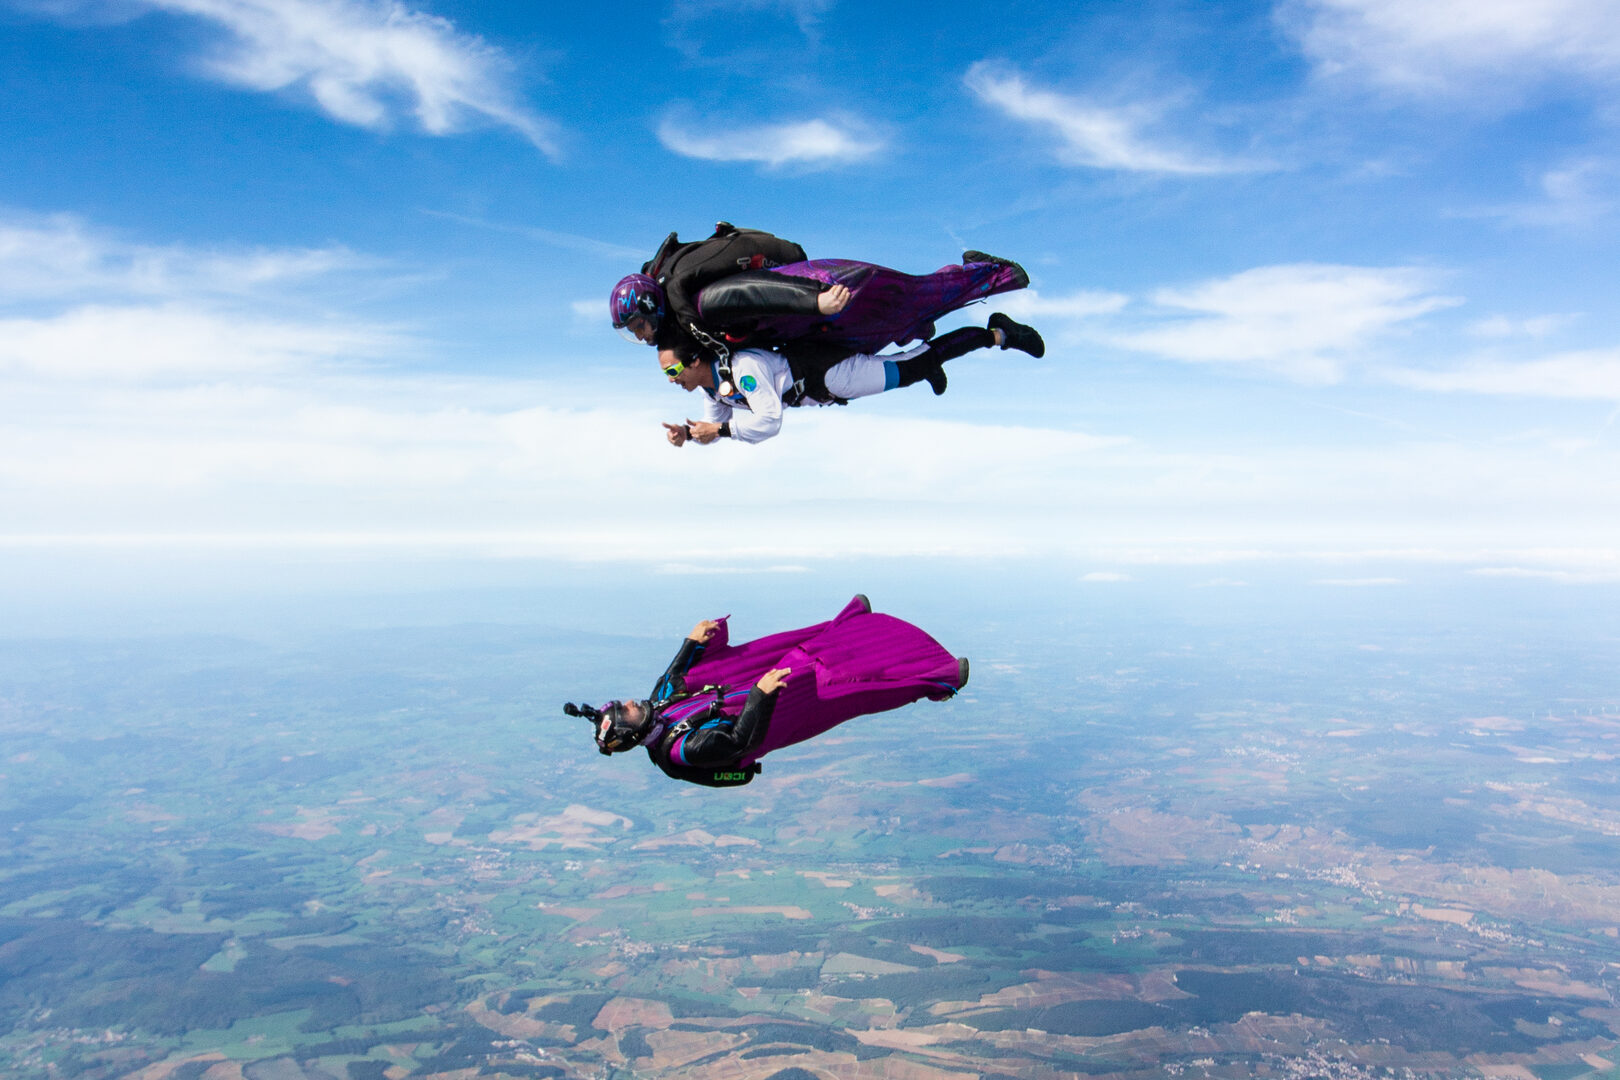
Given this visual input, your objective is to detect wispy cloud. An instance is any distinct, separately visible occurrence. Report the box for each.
[1384,349,1620,401]
[61,0,555,151]
[9,213,1620,566]
[963,62,1258,175]
[1468,313,1576,339]
[1111,263,1459,382]
[1457,161,1618,227]
[420,210,645,260]
[667,0,835,38]
[1279,0,1620,97]
[0,211,402,380]
[657,111,883,169]
[1470,565,1620,583]
[994,288,1129,321]
[0,304,400,380]
[663,0,836,61]
[0,211,370,302]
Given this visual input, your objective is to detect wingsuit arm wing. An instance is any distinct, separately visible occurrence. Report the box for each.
[651,637,706,701]
[697,271,825,325]
[672,686,778,766]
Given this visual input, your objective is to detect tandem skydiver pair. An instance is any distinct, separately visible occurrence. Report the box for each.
[609,222,1048,446]
[566,222,1047,785]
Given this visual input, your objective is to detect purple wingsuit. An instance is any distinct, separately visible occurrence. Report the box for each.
[651,596,963,779]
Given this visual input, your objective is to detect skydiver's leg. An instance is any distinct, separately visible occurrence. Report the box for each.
[818,353,893,401]
[820,341,959,399]
[987,312,1045,357]
[818,343,946,400]
[924,326,996,361]
[822,315,1042,401]
[879,326,998,397]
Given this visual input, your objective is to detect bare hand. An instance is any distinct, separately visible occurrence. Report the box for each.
[688,619,720,643]
[662,421,688,447]
[687,419,721,444]
[757,667,791,694]
[817,283,851,315]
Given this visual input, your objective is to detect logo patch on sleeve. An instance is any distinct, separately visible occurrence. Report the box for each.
[739,374,758,393]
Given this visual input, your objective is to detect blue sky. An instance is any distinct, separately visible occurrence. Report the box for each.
[3,0,1620,587]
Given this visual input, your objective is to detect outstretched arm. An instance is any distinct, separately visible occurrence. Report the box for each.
[651,621,720,701]
[667,396,731,448]
[668,669,789,767]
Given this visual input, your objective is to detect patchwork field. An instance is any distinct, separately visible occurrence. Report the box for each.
[4,598,1620,1078]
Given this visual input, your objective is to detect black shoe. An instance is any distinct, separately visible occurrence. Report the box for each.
[957,657,970,689]
[924,363,948,396]
[962,251,1030,290]
[988,312,1044,358]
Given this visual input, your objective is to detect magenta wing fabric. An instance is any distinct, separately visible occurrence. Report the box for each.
[678,596,962,766]
[728,258,1028,352]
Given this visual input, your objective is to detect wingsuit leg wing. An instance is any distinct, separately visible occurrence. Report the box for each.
[680,596,964,768]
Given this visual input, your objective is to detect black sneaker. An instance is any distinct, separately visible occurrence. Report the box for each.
[924,363,948,396]
[957,657,970,689]
[988,312,1045,358]
[962,251,1030,290]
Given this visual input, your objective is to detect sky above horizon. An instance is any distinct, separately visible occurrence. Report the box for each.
[4,0,1620,585]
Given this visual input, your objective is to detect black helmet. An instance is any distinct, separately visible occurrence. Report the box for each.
[564,700,656,755]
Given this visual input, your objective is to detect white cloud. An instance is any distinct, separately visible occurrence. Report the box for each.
[1468,313,1575,339]
[994,288,1129,321]
[420,210,646,260]
[1470,565,1620,583]
[1080,571,1133,583]
[0,304,400,380]
[8,372,1620,563]
[0,212,367,301]
[83,0,554,150]
[0,213,401,380]
[8,214,1620,569]
[1313,577,1405,586]
[963,62,1256,175]
[1459,161,1618,227]
[667,0,834,37]
[1383,349,1620,401]
[1279,0,1620,96]
[657,113,882,168]
[656,562,810,575]
[1112,263,1459,382]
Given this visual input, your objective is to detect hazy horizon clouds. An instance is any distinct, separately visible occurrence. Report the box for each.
[3,0,1619,583]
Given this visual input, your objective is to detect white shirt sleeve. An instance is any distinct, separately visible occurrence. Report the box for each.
[726,354,783,444]
[700,392,730,425]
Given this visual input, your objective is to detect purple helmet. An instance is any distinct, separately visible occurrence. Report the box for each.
[610,273,664,344]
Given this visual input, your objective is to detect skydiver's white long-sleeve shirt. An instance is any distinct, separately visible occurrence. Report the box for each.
[699,350,792,444]
[699,345,929,444]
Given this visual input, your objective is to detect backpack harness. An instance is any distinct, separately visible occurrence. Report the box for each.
[646,222,844,406]
[649,683,763,788]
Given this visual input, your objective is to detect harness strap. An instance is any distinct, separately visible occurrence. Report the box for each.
[686,320,732,365]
